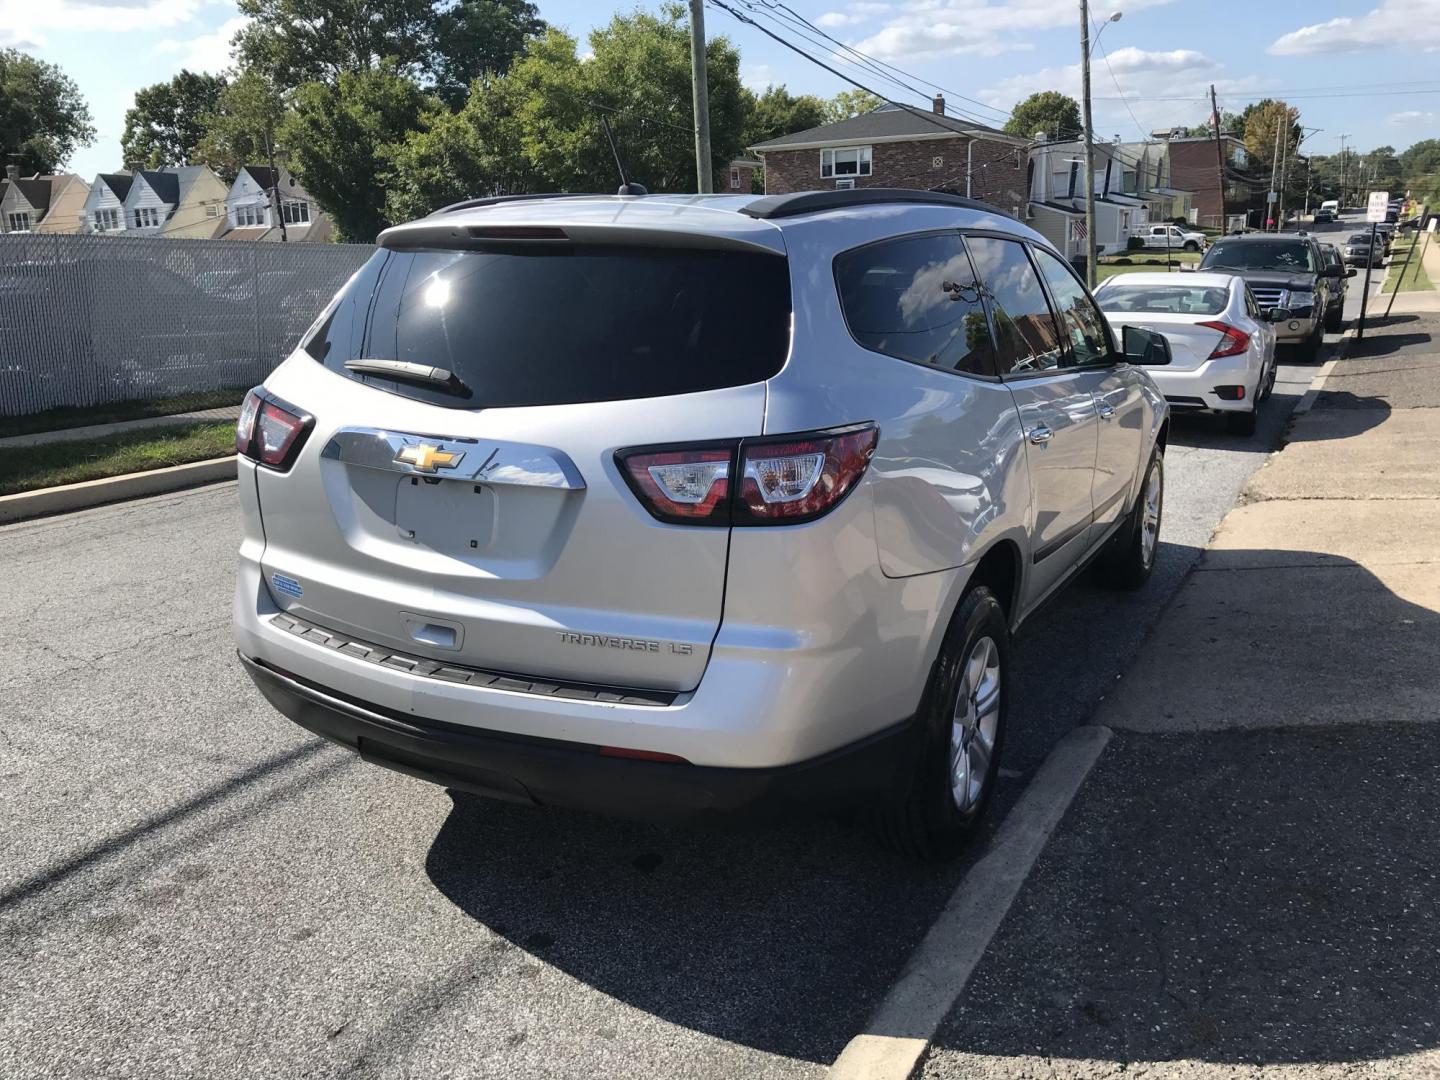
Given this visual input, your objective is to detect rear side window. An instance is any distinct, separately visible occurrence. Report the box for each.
[835,232,997,377]
[304,245,792,409]
[966,236,1063,375]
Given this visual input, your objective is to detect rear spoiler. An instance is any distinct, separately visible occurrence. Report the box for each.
[377,220,786,256]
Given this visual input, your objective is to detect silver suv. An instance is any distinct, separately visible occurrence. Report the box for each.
[233,189,1170,857]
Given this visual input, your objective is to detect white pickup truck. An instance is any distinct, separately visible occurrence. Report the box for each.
[1138,224,1207,252]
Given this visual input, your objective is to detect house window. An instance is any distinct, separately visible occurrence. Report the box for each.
[729,167,741,190]
[282,200,311,224]
[206,204,220,218]
[820,146,872,178]
[6,212,32,232]
[133,207,161,228]
[93,208,122,231]
[236,203,268,227]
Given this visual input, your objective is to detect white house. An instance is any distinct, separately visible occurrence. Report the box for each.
[82,173,134,234]
[223,166,330,241]
[122,170,180,235]
[1026,137,1140,261]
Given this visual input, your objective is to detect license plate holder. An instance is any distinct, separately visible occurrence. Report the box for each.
[394,476,496,554]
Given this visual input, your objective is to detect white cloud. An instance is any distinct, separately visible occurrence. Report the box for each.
[741,62,775,90]
[981,47,1266,137]
[816,3,891,28]
[1270,0,1440,55]
[0,0,201,38]
[852,0,1174,62]
[153,15,246,73]
[1389,109,1439,125]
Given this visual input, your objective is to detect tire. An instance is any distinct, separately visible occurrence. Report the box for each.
[873,586,1009,861]
[1183,240,1199,252]
[1297,322,1323,363]
[1226,406,1258,436]
[1259,355,1278,401]
[1097,448,1164,590]
[1325,303,1344,333]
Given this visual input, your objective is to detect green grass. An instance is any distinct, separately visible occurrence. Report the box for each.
[1096,251,1202,281]
[0,388,248,439]
[0,421,236,496]
[1381,238,1434,294]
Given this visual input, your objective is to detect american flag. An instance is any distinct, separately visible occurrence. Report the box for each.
[1072,219,1088,240]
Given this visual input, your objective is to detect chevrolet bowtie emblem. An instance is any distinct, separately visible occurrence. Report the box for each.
[395,443,464,473]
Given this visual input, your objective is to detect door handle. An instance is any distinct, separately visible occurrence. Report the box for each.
[1098,404,1116,420]
[1028,425,1053,445]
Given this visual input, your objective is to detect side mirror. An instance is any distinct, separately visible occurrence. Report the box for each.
[1123,325,1172,366]
[1268,306,1292,322]
[1346,267,1357,278]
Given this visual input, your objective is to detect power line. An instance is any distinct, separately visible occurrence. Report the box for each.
[1103,87,1440,103]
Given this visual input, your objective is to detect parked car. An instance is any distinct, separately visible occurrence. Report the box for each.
[1196,233,1348,360]
[1313,207,1334,224]
[1139,223,1207,252]
[1318,243,1348,332]
[1343,231,1383,267]
[1375,222,1397,252]
[232,188,1172,858]
[1095,272,1278,436]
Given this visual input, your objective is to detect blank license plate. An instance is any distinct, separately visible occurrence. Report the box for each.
[394,476,496,554]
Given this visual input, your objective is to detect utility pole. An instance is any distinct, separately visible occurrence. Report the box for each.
[1268,115,1282,231]
[1339,134,1349,207]
[1209,84,1225,230]
[1277,112,1290,230]
[688,0,713,194]
[1080,0,1097,287]
[265,130,288,242]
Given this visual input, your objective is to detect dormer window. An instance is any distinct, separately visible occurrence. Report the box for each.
[133,207,161,228]
[236,203,268,227]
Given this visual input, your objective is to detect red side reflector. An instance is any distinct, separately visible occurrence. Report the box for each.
[599,746,690,764]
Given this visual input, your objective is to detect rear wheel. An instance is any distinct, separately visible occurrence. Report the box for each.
[1259,355,1278,401]
[1097,448,1163,590]
[1325,302,1344,333]
[1183,240,1200,252]
[874,587,1008,861]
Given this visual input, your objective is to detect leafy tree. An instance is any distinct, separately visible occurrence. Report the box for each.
[1003,91,1080,141]
[1242,99,1301,169]
[743,84,827,147]
[234,0,443,88]
[0,49,95,174]
[825,88,885,123]
[283,62,436,240]
[431,0,547,107]
[196,70,289,182]
[1400,138,1440,180]
[121,70,227,169]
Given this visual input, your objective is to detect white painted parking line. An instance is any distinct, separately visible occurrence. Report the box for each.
[828,724,1114,1080]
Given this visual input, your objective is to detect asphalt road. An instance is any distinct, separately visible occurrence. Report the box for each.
[0,281,1365,1080]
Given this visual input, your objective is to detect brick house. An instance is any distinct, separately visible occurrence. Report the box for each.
[719,158,761,194]
[747,97,1029,215]
[1166,134,1264,229]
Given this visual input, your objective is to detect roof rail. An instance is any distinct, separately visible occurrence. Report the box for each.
[432,192,603,216]
[740,188,1005,221]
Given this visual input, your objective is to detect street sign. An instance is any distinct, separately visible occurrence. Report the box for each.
[1429,218,1438,234]
[1367,190,1390,223]
[1266,191,1278,203]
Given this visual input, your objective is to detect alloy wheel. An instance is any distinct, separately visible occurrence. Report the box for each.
[949,635,1001,813]
[1140,460,1163,569]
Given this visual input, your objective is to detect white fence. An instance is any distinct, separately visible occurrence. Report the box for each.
[0,234,374,416]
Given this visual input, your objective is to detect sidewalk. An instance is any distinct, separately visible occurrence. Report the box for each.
[0,405,241,450]
[918,314,1440,1078]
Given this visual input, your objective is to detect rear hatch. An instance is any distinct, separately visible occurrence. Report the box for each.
[253,212,791,692]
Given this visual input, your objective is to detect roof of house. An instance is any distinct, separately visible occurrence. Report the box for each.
[1031,200,1082,216]
[99,173,134,201]
[749,104,1020,152]
[241,165,278,190]
[11,177,53,212]
[222,227,271,241]
[137,170,180,203]
[169,165,211,205]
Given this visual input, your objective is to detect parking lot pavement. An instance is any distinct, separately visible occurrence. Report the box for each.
[0,331,1344,1078]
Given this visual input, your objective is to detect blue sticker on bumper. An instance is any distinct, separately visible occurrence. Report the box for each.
[271,573,303,599]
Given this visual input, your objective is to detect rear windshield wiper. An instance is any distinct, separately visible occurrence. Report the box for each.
[343,358,473,399]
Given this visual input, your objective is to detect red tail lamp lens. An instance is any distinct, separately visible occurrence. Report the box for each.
[236,388,312,470]
[735,425,879,524]
[1198,321,1251,360]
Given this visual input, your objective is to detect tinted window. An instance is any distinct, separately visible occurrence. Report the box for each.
[1032,247,1111,366]
[835,232,997,377]
[967,236,1063,375]
[305,245,792,409]
[1095,283,1229,316]
[1202,239,1317,272]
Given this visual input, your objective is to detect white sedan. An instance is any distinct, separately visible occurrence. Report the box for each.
[1095,271,1280,436]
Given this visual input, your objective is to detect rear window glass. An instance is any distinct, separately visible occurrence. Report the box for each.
[1202,239,1316,273]
[304,246,792,409]
[1095,283,1229,315]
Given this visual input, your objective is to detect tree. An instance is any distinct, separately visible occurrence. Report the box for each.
[825,88,885,123]
[431,0,547,107]
[121,71,227,169]
[743,85,828,147]
[234,0,443,88]
[1400,138,1440,180]
[0,49,95,174]
[282,62,435,241]
[1003,91,1080,141]
[196,69,289,182]
[1242,99,1301,168]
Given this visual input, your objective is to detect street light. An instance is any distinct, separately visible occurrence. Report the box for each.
[1091,10,1122,54]
[1080,6,1121,286]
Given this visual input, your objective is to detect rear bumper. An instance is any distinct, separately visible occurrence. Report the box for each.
[1146,353,1259,414]
[241,653,919,820]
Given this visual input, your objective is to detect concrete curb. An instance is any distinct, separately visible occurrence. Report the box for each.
[827,725,1114,1080]
[1292,329,1354,417]
[0,456,236,524]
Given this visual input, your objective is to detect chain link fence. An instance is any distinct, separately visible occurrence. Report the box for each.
[0,234,374,417]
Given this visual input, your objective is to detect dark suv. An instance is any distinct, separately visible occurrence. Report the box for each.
[1197,233,1353,360]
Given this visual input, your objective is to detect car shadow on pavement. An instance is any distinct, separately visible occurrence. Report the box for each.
[922,549,1440,1075]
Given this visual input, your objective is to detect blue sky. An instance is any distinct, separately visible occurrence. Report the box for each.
[8,0,1440,181]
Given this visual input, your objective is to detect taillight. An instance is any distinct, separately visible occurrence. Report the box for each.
[236,387,313,470]
[615,423,878,527]
[1198,321,1251,360]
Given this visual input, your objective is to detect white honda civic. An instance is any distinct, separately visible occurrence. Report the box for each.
[1095,271,1280,436]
